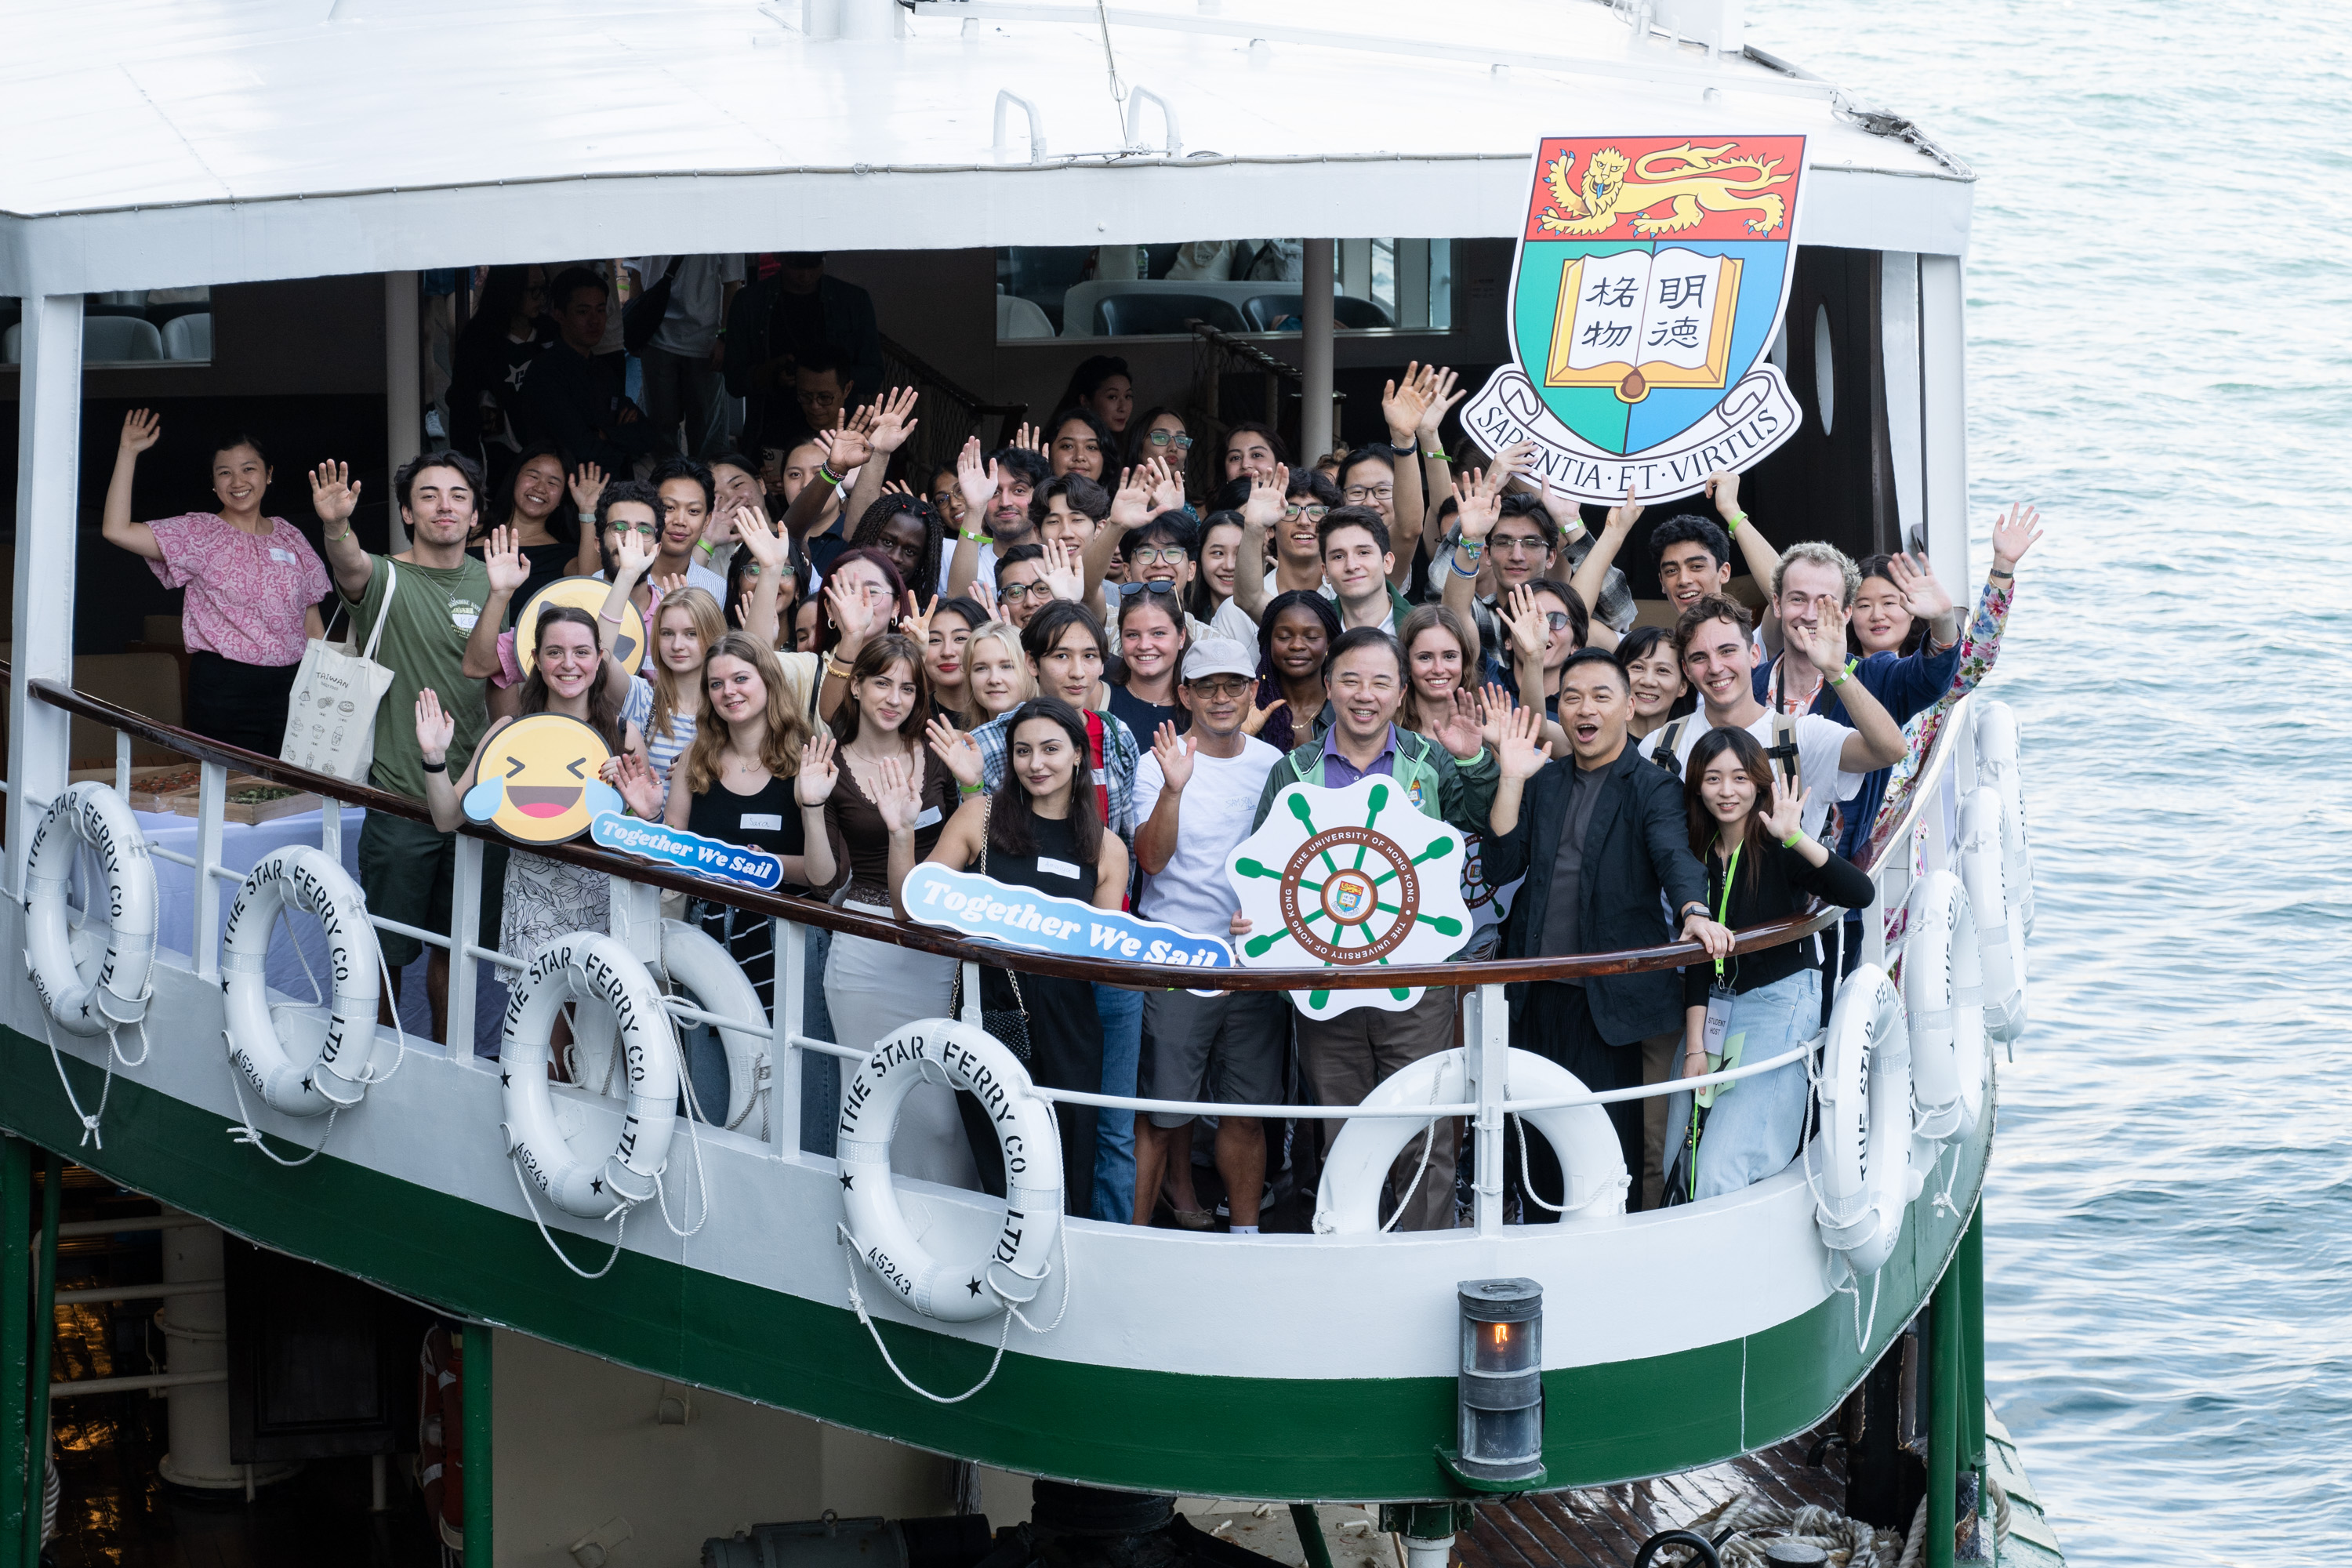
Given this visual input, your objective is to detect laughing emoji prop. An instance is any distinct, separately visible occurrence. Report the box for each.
[462,714,624,846]
[514,580,647,677]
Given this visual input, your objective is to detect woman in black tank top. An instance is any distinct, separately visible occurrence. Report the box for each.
[887,697,1131,1215]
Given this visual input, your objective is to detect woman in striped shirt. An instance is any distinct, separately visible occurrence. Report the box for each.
[620,584,727,813]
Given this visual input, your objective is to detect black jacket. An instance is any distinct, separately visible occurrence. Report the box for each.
[1483,746,1710,1044]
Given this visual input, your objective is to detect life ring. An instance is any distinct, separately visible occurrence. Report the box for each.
[1973,699,2034,937]
[220,845,385,1116]
[499,933,679,1219]
[837,1017,1062,1323]
[1811,964,1912,1277]
[569,919,768,1131]
[23,781,157,1036]
[1959,787,2027,1044]
[1900,871,1986,1142]
[1312,1046,1627,1233]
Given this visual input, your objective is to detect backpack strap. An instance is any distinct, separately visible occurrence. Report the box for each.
[1764,710,1802,795]
[1651,716,1691,778]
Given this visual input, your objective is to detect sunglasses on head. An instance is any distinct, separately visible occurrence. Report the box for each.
[1115,579,1181,601]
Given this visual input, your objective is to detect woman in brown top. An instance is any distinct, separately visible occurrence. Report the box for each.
[818,631,972,1188]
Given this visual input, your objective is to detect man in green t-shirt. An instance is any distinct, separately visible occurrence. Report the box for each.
[313,452,507,1044]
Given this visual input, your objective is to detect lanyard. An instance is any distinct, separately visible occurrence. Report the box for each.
[1712,843,1741,982]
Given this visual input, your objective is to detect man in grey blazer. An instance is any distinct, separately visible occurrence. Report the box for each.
[1483,649,1733,1213]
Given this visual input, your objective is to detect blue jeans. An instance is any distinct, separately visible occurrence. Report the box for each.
[1090,982,1142,1221]
[1662,967,1820,1202]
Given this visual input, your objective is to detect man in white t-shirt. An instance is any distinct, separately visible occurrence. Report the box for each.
[1130,637,1284,1234]
[1635,593,1907,844]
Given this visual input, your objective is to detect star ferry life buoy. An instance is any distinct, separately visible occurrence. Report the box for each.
[1312,1045,1628,1232]
[23,782,157,1036]
[1812,964,1913,1278]
[220,845,386,1116]
[1900,870,1986,1142]
[568,919,768,1131]
[837,1017,1062,1323]
[499,933,679,1219]
[1973,699,2034,938]
[1959,787,2027,1043]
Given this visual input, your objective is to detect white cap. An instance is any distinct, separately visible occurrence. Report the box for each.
[1181,636,1258,683]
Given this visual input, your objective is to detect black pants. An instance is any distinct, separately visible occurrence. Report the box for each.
[186,651,297,760]
[958,968,1099,1218]
[1506,982,1645,1221]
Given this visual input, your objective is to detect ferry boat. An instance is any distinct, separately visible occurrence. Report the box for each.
[0,2,2062,1565]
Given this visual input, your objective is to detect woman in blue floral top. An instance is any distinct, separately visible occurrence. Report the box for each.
[1862,503,2043,866]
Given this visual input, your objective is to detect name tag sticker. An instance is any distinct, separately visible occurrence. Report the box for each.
[268,547,298,565]
[914,805,944,829]
[1038,856,1081,880]
[1091,768,1107,786]
[740,813,783,831]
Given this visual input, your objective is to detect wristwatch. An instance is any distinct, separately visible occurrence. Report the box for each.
[1679,902,1709,922]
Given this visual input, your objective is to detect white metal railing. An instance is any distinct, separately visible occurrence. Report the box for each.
[28,683,1976,1236]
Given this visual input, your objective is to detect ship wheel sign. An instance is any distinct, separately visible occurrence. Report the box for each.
[1223,776,1471,1018]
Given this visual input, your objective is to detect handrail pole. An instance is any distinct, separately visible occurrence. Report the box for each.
[774,916,804,1156]
[7,295,85,907]
[960,961,982,1025]
[114,730,131,797]
[447,833,484,1062]
[321,798,342,862]
[193,761,227,981]
[1472,982,1507,1236]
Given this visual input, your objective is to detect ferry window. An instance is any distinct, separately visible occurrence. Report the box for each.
[0,289,212,368]
[996,241,1453,339]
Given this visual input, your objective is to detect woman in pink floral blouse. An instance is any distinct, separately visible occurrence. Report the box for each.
[101,409,330,756]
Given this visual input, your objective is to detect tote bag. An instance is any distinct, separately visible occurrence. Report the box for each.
[280,561,400,784]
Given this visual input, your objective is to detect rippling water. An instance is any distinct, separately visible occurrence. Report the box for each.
[1744,1,2352,1559]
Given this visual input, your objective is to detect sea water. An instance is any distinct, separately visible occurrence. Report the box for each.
[1747,1,2352,1559]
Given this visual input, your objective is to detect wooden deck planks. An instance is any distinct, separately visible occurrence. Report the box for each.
[1465,1431,1847,1568]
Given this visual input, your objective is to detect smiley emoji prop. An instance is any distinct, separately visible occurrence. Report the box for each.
[514,579,647,677]
[461,713,625,846]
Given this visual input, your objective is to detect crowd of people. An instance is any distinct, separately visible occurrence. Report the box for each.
[100,292,2043,1228]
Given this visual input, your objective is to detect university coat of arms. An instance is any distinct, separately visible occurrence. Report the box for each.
[1461,135,1809,503]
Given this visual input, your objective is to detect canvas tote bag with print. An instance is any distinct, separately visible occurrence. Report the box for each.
[281,561,401,783]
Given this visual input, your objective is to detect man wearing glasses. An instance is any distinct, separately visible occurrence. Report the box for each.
[1130,637,1286,1234]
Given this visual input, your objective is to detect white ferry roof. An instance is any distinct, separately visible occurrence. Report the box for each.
[0,0,1973,294]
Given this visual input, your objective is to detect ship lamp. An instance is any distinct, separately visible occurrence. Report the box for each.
[1448,1277,1544,1488]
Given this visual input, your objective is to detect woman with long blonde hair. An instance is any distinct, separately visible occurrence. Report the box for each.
[618,631,835,1033]
[617,585,728,811]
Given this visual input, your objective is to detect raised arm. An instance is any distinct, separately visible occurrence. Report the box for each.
[100,410,166,561]
[1791,612,1907,771]
[1134,723,1193,876]
[462,526,533,681]
[793,734,841,890]
[593,527,655,702]
[1570,483,1639,621]
[1414,366,1465,557]
[310,461,374,601]
[565,463,609,577]
[1227,464,1289,626]
[1440,465,1503,628]
[1083,460,1160,608]
[1379,367,1430,590]
[836,396,900,535]
[733,506,788,648]
[1701,470,1781,591]
[416,695,505,833]
[942,438,996,600]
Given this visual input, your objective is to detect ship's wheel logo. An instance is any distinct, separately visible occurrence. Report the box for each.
[1225,777,1473,1018]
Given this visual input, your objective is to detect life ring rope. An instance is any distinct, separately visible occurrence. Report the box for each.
[27,784,164,1150]
[223,882,409,1166]
[832,1210,1072,1406]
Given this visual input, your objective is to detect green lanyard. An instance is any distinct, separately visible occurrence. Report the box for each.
[1711,843,1741,982]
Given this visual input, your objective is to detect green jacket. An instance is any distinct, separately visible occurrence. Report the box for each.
[1249,725,1498,840]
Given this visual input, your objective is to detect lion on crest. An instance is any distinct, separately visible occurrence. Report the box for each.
[1537,143,1791,237]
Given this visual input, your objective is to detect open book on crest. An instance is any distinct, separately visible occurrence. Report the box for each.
[1544,249,1743,404]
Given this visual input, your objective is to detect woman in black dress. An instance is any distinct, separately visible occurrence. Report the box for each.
[885,697,1128,1215]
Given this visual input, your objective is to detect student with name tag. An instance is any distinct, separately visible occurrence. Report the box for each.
[1662,728,1875,1203]
[891,696,1127,1214]
[819,630,973,1187]
[100,410,331,756]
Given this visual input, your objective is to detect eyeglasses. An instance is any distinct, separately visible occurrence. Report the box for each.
[1145,430,1195,452]
[1127,546,1189,567]
[1189,677,1254,699]
[1285,503,1330,521]
[609,521,659,538]
[1541,612,1576,632]
[999,580,1050,602]
[1343,484,1395,503]
[1115,580,1181,600]
[1492,534,1551,554]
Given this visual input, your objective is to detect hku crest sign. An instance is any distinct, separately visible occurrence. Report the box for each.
[1462,135,1809,503]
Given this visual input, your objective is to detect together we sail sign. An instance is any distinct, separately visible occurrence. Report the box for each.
[1461,134,1809,503]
